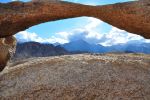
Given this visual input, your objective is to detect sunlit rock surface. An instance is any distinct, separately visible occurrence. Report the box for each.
[0,0,149,38]
[0,54,150,99]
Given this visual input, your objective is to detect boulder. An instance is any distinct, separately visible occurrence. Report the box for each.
[0,36,16,71]
[0,54,150,99]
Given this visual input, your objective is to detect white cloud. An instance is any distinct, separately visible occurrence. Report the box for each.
[15,31,68,44]
[59,17,103,44]
[15,17,103,44]
[85,17,102,31]
[99,27,145,46]
[15,17,149,46]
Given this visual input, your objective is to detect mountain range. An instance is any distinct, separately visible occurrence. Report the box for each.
[13,40,150,59]
[14,42,68,59]
[61,39,106,53]
[61,39,150,54]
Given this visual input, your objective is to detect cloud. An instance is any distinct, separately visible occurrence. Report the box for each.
[15,31,43,42]
[85,18,102,31]
[15,17,102,44]
[15,17,150,46]
[99,27,145,46]
[68,18,102,43]
[15,31,68,44]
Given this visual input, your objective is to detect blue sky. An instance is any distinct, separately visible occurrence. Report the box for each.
[1,0,149,46]
[0,0,135,4]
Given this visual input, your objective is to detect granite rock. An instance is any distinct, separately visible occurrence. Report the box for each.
[0,54,150,99]
[0,0,149,38]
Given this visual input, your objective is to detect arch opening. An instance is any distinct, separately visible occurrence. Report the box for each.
[14,16,150,58]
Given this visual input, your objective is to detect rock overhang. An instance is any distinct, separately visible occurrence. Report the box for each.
[0,0,149,38]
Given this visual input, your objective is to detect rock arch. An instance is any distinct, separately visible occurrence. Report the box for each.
[0,0,150,38]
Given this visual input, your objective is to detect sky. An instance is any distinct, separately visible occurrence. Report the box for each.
[1,0,149,46]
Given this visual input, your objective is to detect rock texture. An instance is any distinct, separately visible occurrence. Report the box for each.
[1,54,150,99]
[0,36,16,72]
[94,0,150,38]
[0,0,150,38]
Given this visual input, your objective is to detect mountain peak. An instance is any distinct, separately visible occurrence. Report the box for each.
[70,39,89,45]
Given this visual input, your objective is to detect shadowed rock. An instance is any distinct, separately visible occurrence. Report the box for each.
[0,36,16,71]
[0,0,149,38]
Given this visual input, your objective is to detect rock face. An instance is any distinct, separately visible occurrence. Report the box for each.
[1,54,150,99]
[0,36,16,71]
[0,0,149,38]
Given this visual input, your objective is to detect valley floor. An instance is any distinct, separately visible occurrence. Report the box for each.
[1,53,150,99]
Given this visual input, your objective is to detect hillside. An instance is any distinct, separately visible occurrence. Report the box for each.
[13,41,150,61]
[13,42,69,59]
[62,39,106,53]
[1,53,150,99]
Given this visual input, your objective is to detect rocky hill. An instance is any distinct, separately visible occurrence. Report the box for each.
[12,41,150,61]
[13,42,68,59]
[1,53,150,99]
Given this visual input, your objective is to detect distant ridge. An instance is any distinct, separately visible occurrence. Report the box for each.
[61,39,150,54]
[14,42,68,59]
[61,39,106,53]
[13,41,150,60]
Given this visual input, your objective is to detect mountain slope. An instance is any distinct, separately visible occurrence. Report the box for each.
[62,39,106,53]
[14,42,68,59]
[106,41,150,54]
[13,41,150,60]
